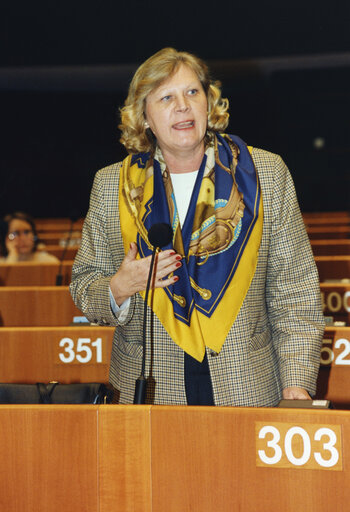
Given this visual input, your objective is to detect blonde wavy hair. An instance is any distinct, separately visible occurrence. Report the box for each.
[119,47,229,153]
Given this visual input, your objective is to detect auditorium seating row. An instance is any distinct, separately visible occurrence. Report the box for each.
[1,256,349,285]
[35,239,350,261]
[0,322,348,408]
[32,213,350,258]
[0,285,348,327]
[34,212,350,230]
[35,218,84,232]
[0,325,114,383]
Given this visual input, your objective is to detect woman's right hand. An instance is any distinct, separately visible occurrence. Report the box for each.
[5,236,19,261]
[110,242,182,306]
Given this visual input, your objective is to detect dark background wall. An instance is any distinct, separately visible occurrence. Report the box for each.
[0,1,349,217]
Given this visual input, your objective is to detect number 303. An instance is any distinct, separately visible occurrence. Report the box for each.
[258,426,339,468]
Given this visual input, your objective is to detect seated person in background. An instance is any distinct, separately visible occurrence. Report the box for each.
[0,212,59,263]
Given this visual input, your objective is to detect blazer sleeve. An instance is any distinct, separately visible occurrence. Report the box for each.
[70,167,136,327]
[264,154,325,396]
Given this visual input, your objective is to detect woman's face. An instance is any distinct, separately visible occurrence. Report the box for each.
[145,64,208,160]
[7,219,35,255]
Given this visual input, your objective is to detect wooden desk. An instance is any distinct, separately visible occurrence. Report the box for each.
[0,326,114,383]
[35,218,84,232]
[0,286,82,326]
[321,282,350,323]
[317,326,350,408]
[303,211,350,223]
[38,245,79,260]
[311,239,350,256]
[315,256,350,281]
[303,215,350,227]
[307,226,350,239]
[0,405,350,511]
[0,262,73,286]
[38,232,82,245]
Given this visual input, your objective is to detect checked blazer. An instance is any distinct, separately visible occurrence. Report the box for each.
[70,147,325,406]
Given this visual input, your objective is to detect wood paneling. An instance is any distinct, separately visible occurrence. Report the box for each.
[1,405,350,511]
[38,245,79,260]
[0,405,98,512]
[317,326,350,408]
[0,286,81,326]
[99,405,152,512]
[0,326,114,383]
[303,211,350,222]
[0,262,73,286]
[320,283,350,323]
[35,218,84,232]
[311,239,350,256]
[307,226,350,239]
[315,256,350,281]
[150,406,350,512]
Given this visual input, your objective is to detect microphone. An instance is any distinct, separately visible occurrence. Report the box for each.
[134,223,173,404]
[55,211,81,286]
[148,223,173,249]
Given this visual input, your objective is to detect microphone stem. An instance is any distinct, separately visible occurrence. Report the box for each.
[141,247,157,377]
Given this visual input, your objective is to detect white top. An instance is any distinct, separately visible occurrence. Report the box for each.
[170,170,199,227]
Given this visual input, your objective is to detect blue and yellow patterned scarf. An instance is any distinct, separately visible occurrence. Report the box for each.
[119,134,263,361]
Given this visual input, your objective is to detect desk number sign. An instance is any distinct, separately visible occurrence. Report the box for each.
[256,422,342,471]
[56,337,106,365]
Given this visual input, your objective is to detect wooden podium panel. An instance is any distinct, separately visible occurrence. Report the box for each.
[149,406,350,512]
[99,406,152,512]
[98,406,350,512]
[315,256,350,281]
[321,283,350,323]
[0,286,82,326]
[0,262,74,286]
[0,326,114,383]
[0,405,98,512]
[1,405,350,512]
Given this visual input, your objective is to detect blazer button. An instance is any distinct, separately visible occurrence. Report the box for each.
[210,351,218,357]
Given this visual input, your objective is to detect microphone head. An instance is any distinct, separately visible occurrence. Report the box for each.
[148,223,173,248]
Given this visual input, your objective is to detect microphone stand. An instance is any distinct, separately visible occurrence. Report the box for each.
[55,218,75,286]
[133,222,173,404]
[133,247,157,404]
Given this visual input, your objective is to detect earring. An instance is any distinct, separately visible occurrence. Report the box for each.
[144,121,149,129]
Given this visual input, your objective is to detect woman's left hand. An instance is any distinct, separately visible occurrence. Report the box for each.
[282,386,311,400]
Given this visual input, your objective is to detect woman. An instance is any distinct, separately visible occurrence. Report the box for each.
[70,48,324,406]
[0,212,59,263]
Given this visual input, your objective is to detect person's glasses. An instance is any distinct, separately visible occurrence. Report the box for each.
[8,230,34,240]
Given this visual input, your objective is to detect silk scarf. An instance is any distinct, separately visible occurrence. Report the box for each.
[119,134,263,361]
